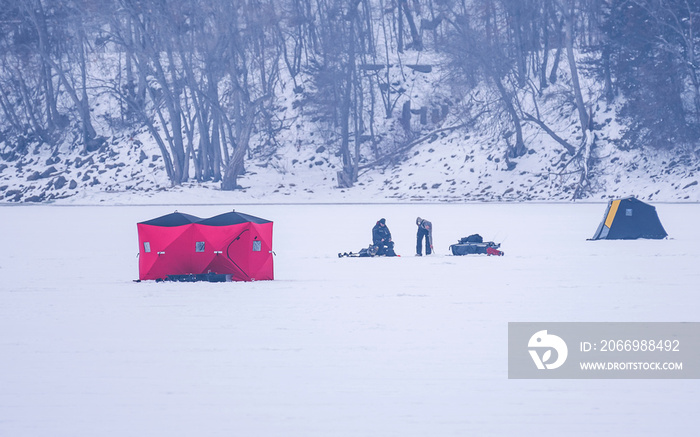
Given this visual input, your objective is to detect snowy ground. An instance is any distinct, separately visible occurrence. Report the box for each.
[1,202,699,436]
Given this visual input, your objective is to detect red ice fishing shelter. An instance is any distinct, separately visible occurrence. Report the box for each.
[137,211,274,281]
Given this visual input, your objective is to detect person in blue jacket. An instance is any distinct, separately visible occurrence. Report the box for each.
[372,218,396,256]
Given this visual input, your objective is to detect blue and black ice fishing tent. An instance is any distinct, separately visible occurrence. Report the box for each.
[590,197,667,240]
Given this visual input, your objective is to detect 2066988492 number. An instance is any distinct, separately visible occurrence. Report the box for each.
[600,339,680,352]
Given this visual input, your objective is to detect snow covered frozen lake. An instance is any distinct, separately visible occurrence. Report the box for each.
[1,202,699,436]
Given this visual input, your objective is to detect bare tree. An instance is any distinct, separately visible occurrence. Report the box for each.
[221,0,280,190]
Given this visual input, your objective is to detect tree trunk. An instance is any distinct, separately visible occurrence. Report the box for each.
[540,0,551,91]
[548,11,565,84]
[602,44,614,103]
[399,0,423,50]
[43,54,97,150]
[398,0,404,53]
[338,21,357,188]
[77,27,99,151]
[24,0,57,133]
[562,1,588,134]
[221,111,255,190]
[492,74,526,158]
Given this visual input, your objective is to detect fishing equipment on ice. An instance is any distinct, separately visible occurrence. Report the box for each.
[449,234,504,256]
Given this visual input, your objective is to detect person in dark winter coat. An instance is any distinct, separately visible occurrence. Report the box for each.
[372,218,396,256]
[415,217,433,256]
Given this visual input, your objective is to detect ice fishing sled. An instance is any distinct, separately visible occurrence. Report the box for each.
[449,234,504,256]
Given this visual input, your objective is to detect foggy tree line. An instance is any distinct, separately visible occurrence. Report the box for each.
[0,0,698,193]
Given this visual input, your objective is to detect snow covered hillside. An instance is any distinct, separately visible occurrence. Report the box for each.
[1,203,699,436]
[3,1,700,204]
[1,47,699,205]
[2,119,699,204]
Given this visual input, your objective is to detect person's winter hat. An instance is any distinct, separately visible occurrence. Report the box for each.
[379,218,386,225]
[416,217,422,225]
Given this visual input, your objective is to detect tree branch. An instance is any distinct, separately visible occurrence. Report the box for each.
[522,112,576,154]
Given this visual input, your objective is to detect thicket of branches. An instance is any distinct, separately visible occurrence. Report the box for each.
[1,0,698,194]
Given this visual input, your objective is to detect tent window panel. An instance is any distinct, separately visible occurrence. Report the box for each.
[196,241,205,252]
[626,209,633,216]
[253,241,262,252]
[144,242,151,253]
